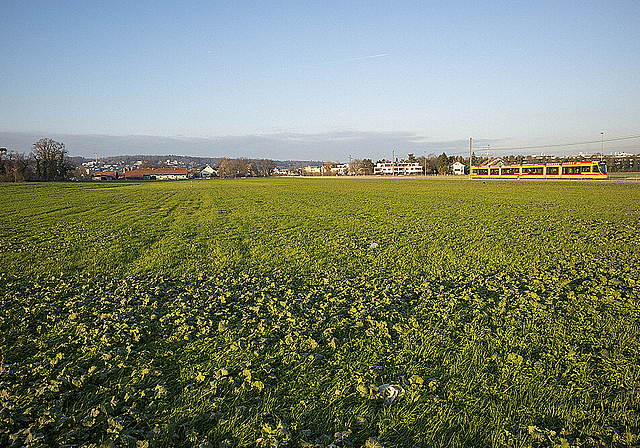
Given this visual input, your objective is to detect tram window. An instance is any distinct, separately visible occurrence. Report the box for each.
[472,169,478,174]
[490,168,499,175]
[478,168,488,175]
[582,166,591,173]
[563,166,580,175]
[546,167,559,175]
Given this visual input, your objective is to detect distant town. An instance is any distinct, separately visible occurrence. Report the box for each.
[1,137,638,182]
[84,151,640,180]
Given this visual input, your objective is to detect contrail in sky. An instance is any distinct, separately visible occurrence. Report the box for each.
[344,54,390,61]
[259,53,390,73]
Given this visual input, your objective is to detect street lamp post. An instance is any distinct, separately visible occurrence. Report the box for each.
[601,132,604,160]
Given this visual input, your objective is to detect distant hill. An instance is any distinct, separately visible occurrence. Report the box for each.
[69,154,322,169]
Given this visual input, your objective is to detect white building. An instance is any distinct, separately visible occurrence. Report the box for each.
[331,163,349,175]
[303,166,322,175]
[374,162,423,175]
[452,161,466,175]
[200,164,216,178]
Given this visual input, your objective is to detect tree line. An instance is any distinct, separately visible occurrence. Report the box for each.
[0,138,74,182]
[217,158,277,178]
[317,159,375,175]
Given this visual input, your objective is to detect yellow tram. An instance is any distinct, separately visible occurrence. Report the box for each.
[470,160,607,179]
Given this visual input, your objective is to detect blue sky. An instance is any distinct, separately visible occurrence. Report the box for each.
[1,0,639,160]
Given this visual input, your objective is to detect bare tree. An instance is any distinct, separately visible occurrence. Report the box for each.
[348,159,361,175]
[0,148,30,182]
[31,138,70,181]
[217,158,232,178]
[70,166,91,180]
[323,160,334,176]
[360,159,374,175]
[10,152,30,181]
[256,159,277,177]
[140,160,155,169]
[218,158,247,178]
[0,148,7,181]
[347,159,375,175]
[246,161,259,177]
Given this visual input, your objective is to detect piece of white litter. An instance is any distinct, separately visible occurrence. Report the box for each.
[377,384,405,405]
[369,242,379,248]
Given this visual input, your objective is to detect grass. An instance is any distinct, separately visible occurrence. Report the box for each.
[1,178,639,447]
[607,172,640,179]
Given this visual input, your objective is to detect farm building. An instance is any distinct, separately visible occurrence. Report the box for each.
[480,158,503,167]
[124,168,188,180]
[92,170,119,181]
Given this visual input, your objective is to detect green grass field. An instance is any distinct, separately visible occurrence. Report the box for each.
[607,172,640,180]
[1,179,639,447]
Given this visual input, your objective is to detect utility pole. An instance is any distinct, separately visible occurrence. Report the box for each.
[424,150,427,175]
[601,132,604,160]
[392,150,395,176]
[469,138,472,179]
